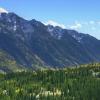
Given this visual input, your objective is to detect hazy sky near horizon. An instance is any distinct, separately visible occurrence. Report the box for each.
[0,0,100,39]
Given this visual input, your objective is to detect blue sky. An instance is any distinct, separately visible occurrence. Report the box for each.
[0,0,100,39]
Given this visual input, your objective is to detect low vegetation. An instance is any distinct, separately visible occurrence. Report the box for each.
[0,63,100,100]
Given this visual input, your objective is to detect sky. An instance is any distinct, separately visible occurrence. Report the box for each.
[0,0,100,39]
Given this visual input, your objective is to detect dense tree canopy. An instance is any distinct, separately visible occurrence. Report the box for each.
[0,63,100,100]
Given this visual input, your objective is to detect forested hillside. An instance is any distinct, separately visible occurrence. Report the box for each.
[0,63,100,100]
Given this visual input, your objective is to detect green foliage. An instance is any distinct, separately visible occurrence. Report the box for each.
[0,50,26,72]
[0,63,100,100]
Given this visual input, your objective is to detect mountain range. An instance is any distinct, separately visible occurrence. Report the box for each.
[0,9,100,72]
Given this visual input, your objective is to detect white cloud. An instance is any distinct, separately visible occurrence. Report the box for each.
[0,7,8,13]
[91,27,96,30]
[69,22,82,30]
[97,21,100,25]
[83,22,89,25]
[89,21,95,24]
[44,20,66,29]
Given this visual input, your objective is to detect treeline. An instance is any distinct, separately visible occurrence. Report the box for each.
[0,63,100,100]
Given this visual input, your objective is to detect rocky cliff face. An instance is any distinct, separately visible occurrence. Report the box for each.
[0,12,100,71]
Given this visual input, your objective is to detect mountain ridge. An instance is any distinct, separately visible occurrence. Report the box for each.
[0,11,100,72]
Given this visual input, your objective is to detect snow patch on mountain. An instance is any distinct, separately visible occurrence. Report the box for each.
[47,25,64,39]
[72,34,83,42]
[67,30,84,43]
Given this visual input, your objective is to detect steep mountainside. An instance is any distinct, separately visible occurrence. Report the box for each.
[0,50,24,73]
[0,11,100,71]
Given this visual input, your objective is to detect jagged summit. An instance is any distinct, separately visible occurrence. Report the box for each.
[0,10,100,71]
[0,7,8,13]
